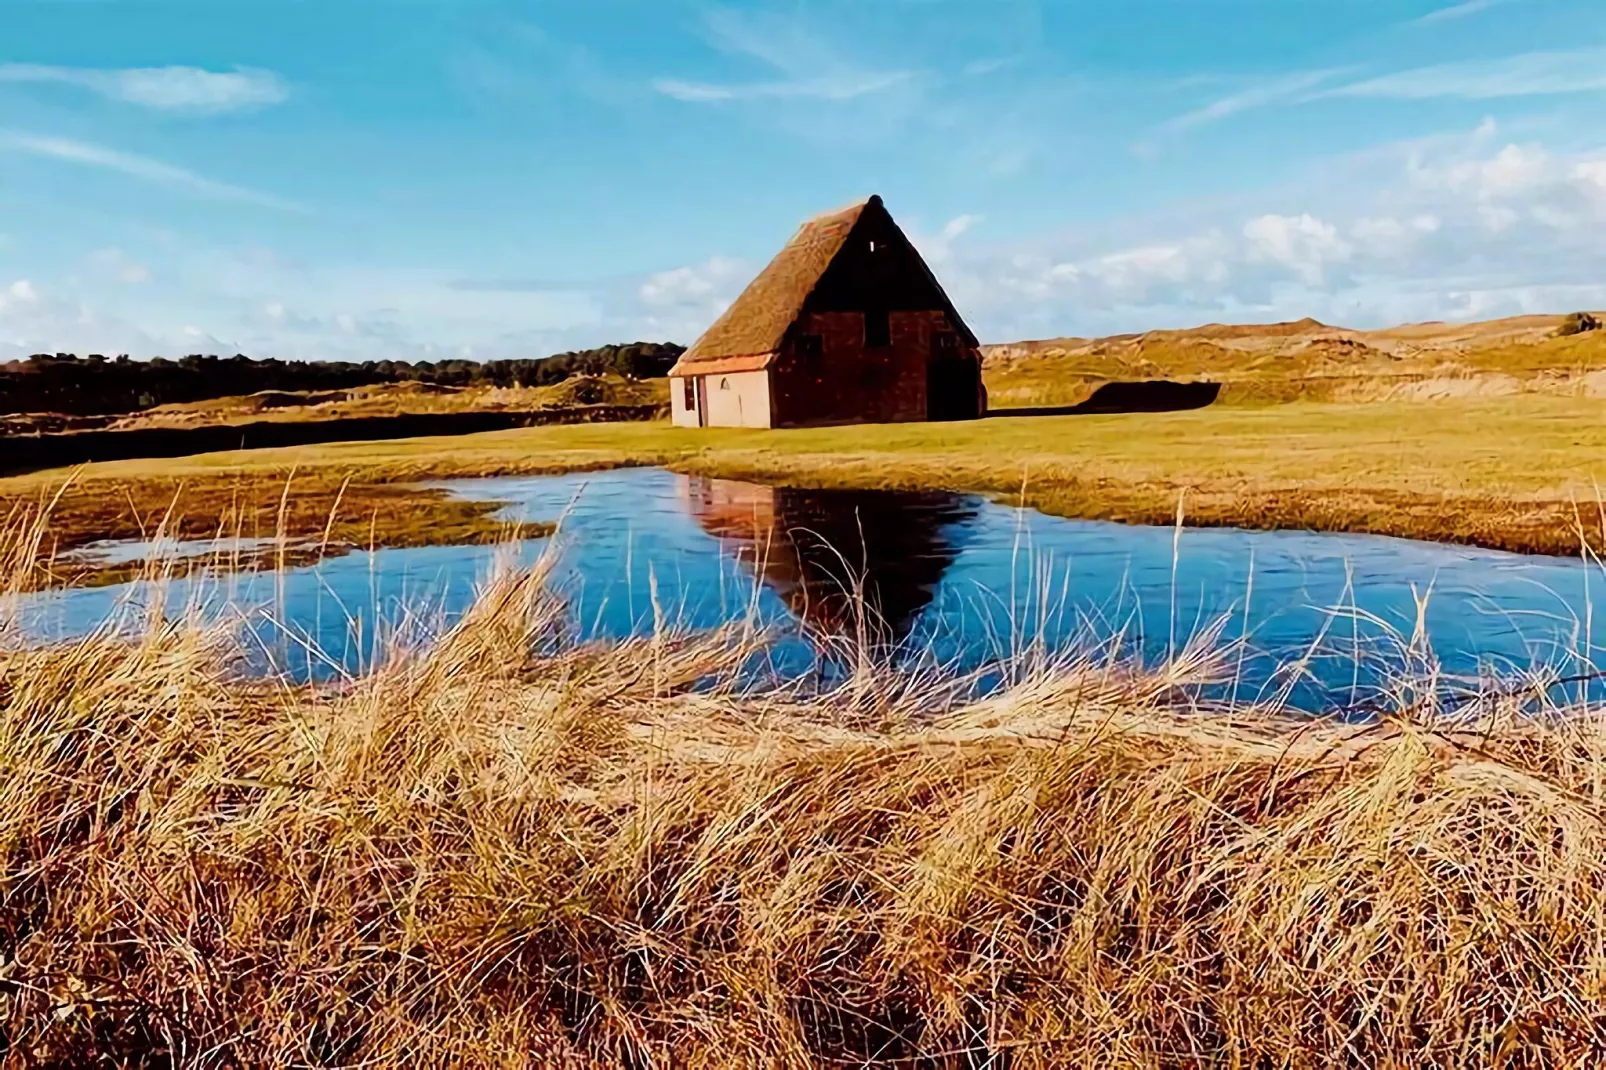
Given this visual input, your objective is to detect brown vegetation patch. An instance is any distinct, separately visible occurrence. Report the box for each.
[4,468,552,590]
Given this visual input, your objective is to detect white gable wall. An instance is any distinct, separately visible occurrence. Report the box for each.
[701,370,772,428]
[670,375,699,427]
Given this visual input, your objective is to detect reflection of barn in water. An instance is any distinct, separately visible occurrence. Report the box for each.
[677,474,978,644]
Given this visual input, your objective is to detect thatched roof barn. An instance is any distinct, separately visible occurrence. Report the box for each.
[669,195,986,428]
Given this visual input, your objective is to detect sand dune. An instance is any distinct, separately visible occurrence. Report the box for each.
[984,311,1603,363]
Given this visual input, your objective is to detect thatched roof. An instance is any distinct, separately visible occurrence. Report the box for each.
[669,197,875,376]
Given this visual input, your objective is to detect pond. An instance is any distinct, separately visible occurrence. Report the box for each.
[15,467,1606,711]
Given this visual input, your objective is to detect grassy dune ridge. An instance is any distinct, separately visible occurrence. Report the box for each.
[981,312,1606,409]
[3,512,1606,1065]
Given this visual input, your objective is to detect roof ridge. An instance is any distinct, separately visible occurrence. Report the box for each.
[665,193,980,377]
[668,198,876,373]
[806,193,880,223]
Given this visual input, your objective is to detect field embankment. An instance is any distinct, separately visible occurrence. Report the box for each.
[0,401,663,478]
[2,534,1603,1065]
[98,374,671,431]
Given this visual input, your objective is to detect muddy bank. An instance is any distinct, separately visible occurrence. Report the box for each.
[0,404,665,476]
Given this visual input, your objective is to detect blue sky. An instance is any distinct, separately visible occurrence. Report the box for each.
[3,0,1606,360]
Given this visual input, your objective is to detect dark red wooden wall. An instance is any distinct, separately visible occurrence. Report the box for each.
[768,206,985,428]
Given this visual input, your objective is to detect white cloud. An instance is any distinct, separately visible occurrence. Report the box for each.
[15,124,1606,361]
[924,124,1606,340]
[651,79,738,103]
[654,71,911,103]
[1352,214,1441,254]
[1477,204,1521,231]
[1575,160,1606,190]
[976,232,1237,312]
[1243,213,1352,284]
[904,213,985,269]
[0,64,287,113]
[0,240,639,362]
[1477,143,1548,192]
[941,214,983,242]
[87,248,151,285]
[963,57,1018,77]
[1088,244,1193,291]
[1407,142,1558,220]
[0,278,40,317]
[639,256,748,310]
[0,132,305,212]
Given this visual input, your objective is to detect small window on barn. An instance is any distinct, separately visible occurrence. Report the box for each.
[868,240,877,253]
[865,308,890,348]
[932,331,959,357]
[719,377,730,390]
[682,377,696,410]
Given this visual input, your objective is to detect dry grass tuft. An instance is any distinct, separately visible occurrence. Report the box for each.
[2,529,1606,1065]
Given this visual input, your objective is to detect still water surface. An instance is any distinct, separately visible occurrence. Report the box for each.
[18,467,1606,710]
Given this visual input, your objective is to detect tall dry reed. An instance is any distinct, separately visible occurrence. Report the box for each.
[1,515,1604,1067]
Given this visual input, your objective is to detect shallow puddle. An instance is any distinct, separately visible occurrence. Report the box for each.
[16,467,1606,710]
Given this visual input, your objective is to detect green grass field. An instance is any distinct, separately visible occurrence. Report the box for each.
[6,393,1606,586]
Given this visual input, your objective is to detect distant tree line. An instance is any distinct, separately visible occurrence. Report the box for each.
[0,342,685,416]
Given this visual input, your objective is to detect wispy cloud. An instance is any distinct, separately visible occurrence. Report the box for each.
[1413,0,1509,25]
[0,132,304,211]
[1320,49,1606,101]
[447,276,612,293]
[653,70,911,103]
[1163,47,1606,133]
[0,64,288,113]
[963,56,1019,77]
[1162,68,1350,131]
[945,122,1606,340]
[87,247,151,285]
[654,7,916,105]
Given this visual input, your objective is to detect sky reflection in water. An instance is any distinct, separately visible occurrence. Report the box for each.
[16,467,1606,712]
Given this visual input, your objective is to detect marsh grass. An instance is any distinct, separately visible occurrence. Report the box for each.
[4,515,1606,1066]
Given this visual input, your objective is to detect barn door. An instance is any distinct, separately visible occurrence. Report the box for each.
[926,334,980,421]
[694,375,709,427]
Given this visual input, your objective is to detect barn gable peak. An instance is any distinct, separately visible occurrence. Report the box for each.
[668,195,973,377]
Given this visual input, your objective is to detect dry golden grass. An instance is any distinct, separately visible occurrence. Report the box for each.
[3,511,1606,1066]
